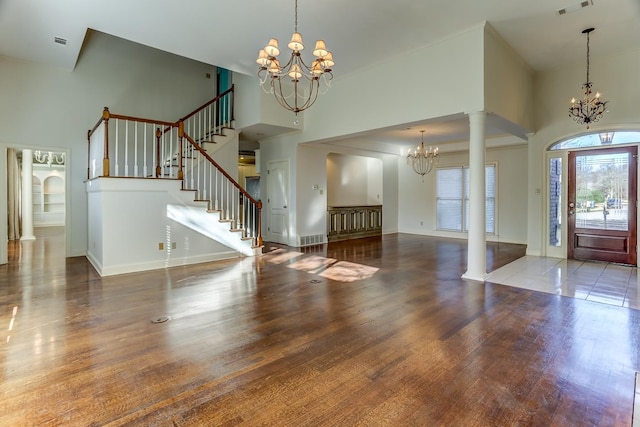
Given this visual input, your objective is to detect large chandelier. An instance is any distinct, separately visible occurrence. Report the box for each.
[569,28,608,129]
[407,130,439,181]
[256,0,334,117]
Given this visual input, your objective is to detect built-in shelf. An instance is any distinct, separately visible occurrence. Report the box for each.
[327,205,382,242]
[33,170,65,226]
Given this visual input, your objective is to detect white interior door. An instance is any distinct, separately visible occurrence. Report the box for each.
[267,160,289,244]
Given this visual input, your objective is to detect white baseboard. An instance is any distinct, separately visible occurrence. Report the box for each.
[92,251,241,277]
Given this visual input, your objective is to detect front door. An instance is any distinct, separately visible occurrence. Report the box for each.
[568,146,637,264]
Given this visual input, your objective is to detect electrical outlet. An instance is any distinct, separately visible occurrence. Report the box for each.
[171,242,176,249]
[158,242,164,250]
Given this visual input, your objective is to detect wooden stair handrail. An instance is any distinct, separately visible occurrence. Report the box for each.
[183,132,262,208]
[178,85,234,122]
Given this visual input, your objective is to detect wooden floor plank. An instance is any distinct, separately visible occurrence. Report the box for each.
[0,229,638,426]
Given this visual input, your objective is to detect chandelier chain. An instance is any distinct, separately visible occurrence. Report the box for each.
[585,30,590,84]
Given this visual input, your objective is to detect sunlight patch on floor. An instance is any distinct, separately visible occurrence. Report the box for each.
[262,247,378,283]
[263,248,304,264]
[319,261,379,283]
[287,255,337,274]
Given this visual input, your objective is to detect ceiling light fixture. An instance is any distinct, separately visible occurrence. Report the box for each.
[256,0,334,119]
[407,130,439,181]
[599,132,615,145]
[569,28,608,129]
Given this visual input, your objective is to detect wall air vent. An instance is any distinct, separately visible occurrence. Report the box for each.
[557,0,593,15]
[299,234,324,247]
[54,37,67,45]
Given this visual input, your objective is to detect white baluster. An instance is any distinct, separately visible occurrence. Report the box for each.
[125,120,130,176]
[115,119,119,176]
[143,123,148,177]
[134,122,139,177]
[152,123,157,177]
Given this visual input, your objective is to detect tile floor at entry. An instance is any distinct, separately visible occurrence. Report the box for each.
[487,256,640,310]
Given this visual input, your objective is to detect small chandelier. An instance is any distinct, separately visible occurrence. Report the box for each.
[407,130,439,181]
[569,28,609,129]
[256,0,334,117]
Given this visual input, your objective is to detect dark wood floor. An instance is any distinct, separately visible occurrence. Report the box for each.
[1,229,638,426]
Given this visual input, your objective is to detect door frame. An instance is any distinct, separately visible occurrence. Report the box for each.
[0,144,72,265]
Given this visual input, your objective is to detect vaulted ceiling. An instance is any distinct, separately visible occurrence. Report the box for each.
[1,0,638,150]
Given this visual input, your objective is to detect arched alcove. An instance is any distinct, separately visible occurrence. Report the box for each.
[326,153,383,206]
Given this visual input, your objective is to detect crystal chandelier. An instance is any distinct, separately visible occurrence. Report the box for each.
[256,0,334,117]
[569,28,608,129]
[407,130,439,181]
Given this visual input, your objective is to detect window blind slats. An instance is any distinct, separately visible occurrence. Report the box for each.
[437,165,495,234]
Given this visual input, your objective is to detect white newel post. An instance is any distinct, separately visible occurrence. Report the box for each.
[462,111,487,281]
[21,149,36,241]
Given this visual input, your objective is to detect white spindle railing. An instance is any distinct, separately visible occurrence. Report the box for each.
[105,116,178,178]
[86,85,261,247]
[181,135,262,246]
[179,86,234,145]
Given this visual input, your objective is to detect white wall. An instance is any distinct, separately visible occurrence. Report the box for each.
[527,47,640,256]
[86,178,238,276]
[296,145,328,241]
[398,143,528,244]
[483,25,534,132]
[0,30,216,259]
[234,72,300,131]
[327,153,382,206]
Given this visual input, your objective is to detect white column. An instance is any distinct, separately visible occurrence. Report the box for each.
[462,111,486,281]
[20,149,36,241]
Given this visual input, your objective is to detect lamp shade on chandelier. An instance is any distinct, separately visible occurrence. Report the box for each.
[569,28,609,129]
[407,130,439,181]
[256,0,334,116]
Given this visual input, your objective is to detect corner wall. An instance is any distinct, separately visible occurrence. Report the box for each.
[0,30,216,258]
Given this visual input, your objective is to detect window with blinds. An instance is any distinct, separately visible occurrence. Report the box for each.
[436,164,495,233]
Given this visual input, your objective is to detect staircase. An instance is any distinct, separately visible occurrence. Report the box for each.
[87,85,263,258]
